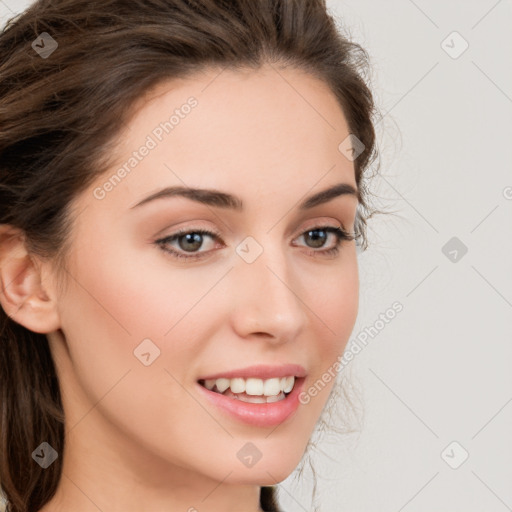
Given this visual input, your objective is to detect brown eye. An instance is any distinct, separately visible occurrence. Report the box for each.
[295,225,355,257]
[303,228,329,248]
[155,228,221,260]
[175,232,205,252]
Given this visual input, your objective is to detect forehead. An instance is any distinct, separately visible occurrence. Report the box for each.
[84,64,356,214]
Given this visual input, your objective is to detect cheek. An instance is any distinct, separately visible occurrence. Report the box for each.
[299,252,358,414]
[56,241,180,393]
[308,253,359,354]
[64,245,200,341]
[57,237,226,394]
[56,243,214,464]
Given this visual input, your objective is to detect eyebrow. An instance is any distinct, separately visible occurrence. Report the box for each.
[129,182,358,211]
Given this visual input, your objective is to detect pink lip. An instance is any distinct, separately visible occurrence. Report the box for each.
[198,364,307,381]
[196,376,306,428]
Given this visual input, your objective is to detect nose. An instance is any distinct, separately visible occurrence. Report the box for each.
[228,241,308,344]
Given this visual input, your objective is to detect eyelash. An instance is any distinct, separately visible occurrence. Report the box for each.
[154,225,356,262]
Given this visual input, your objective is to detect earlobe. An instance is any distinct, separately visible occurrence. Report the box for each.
[0,225,61,334]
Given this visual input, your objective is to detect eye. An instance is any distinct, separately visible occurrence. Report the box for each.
[154,225,356,261]
[155,228,221,261]
[294,225,356,258]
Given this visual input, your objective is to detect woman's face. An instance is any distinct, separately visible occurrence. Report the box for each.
[47,64,360,490]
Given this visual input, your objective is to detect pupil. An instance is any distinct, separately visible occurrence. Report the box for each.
[180,232,202,251]
[307,229,326,248]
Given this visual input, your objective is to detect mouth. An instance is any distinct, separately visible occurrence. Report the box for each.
[197,375,302,404]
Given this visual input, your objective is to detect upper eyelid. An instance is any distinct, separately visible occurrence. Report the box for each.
[156,213,351,238]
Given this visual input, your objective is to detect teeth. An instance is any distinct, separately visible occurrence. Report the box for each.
[204,379,216,390]
[202,376,296,397]
[263,377,281,396]
[245,378,263,395]
[266,393,285,403]
[282,376,294,393]
[214,378,229,393]
[230,378,246,394]
[223,388,287,404]
[236,394,267,403]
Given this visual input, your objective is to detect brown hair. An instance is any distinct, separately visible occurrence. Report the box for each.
[0,0,379,510]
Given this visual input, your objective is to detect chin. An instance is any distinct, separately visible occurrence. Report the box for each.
[225,443,308,485]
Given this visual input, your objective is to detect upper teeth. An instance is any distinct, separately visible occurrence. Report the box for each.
[203,376,295,396]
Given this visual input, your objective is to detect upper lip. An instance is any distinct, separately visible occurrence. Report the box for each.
[198,364,307,381]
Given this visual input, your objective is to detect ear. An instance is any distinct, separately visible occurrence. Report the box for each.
[0,225,61,334]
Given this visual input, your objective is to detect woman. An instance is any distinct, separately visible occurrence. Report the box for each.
[0,0,379,510]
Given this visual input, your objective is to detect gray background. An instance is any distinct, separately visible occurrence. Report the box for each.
[1,0,511,510]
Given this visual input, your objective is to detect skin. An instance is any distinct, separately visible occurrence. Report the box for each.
[0,63,359,512]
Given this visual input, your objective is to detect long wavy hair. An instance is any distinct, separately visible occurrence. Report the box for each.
[0,0,379,510]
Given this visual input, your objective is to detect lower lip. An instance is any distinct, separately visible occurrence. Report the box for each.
[196,377,306,428]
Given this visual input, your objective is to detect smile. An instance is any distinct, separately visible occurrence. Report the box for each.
[196,375,306,428]
[198,376,296,404]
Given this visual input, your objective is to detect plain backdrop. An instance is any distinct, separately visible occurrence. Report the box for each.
[1,0,511,511]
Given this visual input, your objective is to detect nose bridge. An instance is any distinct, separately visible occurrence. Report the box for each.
[229,235,307,340]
